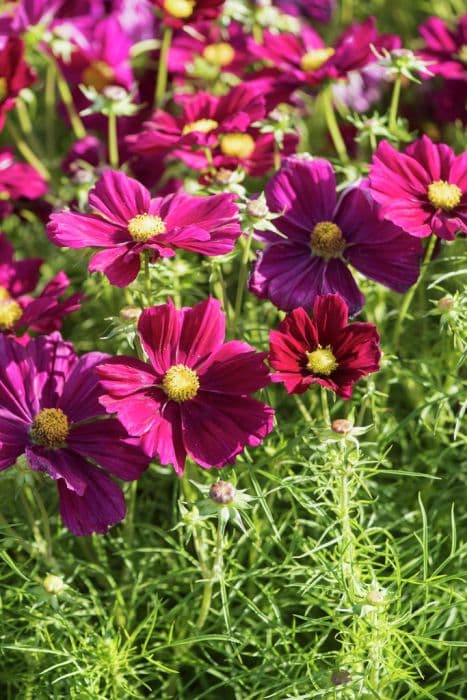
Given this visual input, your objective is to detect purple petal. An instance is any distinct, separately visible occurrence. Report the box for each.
[88,170,151,226]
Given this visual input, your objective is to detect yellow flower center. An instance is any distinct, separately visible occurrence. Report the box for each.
[163,0,195,18]
[127,214,166,242]
[300,47,335,72]
[458,45,467,64]
[30,408,70,449]
[311,221,346,258]
[306,346,338,376]
[182,118,219,135]
[0,291,23,329]
[427,180,462,211]
[219,132,255,159]
[82,60,115,92]
[162,364,200,402]
[0,77,7,103]
[203,42,235,67]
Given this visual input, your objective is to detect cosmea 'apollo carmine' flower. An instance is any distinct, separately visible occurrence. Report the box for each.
[418,14,467,81]
[249,156,423,316]
[0,332,149,535]
[369,135,467,240]
[97,298,274,475]
[269,293,381,399]
[47,170,241,286]
[0,36,36,131]
[0,147,48,219]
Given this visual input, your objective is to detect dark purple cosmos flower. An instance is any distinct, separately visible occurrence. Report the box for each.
[151,0,225,29]
[0,332,149,535]
[369,136,467,240]
[97,298,274,475]
[47,169,241,287]
[274,0,335,23]
[249,157,423,316]
[0,148,48,220]
[0,36,36,131]
[0,233,82,336]
[418,15,467,81]
[269,293,381,399]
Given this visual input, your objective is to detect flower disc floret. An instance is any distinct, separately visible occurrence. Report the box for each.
[30,408,70,449]
[0,77,7,102]
[300,48,335,72]
[162,364,200,402]
[220,133,255,159]
[427,180,462,211]
[306,346,338,376]
[0,297,23,329]
[163,0,195,17]
[311,221,346,258]
[82,60,114,91]
[182,118,219,135]
[127,214,166,242]
[203,43,235,66]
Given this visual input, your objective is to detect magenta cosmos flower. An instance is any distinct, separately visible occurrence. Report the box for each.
[369,136,467,240]
[151,0,224,28]
[0,147,48,219]
[0,36,36,131]
[0,332,149,535]
[269,293,381,399]
[274,0,335,23]
[249,157,423,316]
[47,170,241,286]
[97,298,274,475]
[0,234,82,336]
[418,15,467,81]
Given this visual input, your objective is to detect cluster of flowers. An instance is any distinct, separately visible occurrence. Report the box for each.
[0,0,465,536]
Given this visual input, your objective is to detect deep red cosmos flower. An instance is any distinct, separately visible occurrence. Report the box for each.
[418,14,467,81]
[0,234,82,336]
[249,157,423,316]
[0,148,48,220]
[369,136,467,240]
[47,170,241,287]
[151,0,224,28]
[269,293,381,399]
[0,36,36,131]
[0,332,149,535]
[97,298,274,475]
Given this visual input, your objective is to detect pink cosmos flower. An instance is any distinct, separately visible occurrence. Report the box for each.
[369,136,467,240]
[47,169,241,287]
[0,233,82,336]
[0,148,48,219]
[97,298,274,475]
[151,0,224,29]
[249,157,423,316]
[418,15,467,81]
[269,293,381,399]
[0,332,149,535]
[0,36,36,131]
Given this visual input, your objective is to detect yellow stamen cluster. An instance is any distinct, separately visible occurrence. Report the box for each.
[219,132,255,159]
[127,214,166,242]
[30,408,70,449]
[82,60,115,92]
[162,364,200,402]
[163,0,195,18]
[0,77,8,102]
[203,42,235,67]
[306,346,338,376]
[427,180,462,211]
[182,118,219,135]
[457,45,467,65]
[311,221,346,258]
[300,47,335,72]
[0,289,23,329]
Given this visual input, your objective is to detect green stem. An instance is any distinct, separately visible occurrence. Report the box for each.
[155,26,173,107]
[232,228,253,335]
[392,233,437,349]
[196,518,225,629]
[107,112,119,168]
[52,57,86,139]
[320,386,331,426]
[143,251,152,305]
[15,99,43,155]
[5,122,50,181]
[388,76,402,134]
[45,62,56,154]
[322,88,349,164]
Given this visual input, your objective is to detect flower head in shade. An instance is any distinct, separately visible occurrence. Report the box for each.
[0,36,36,131]
[369,136,467,240]
[47,170,241,287]
[0,234,82,336]
[97,298,274,475]
[151,0,225,28]
[0,148,48,219]
[249,157,423,316]
[269,293,381,399]
[418,15,467,81]
[275,0,335,23]
[0,332,149,535]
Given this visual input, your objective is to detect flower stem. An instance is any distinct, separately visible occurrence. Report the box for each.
[320,386,331,425]
[232,228,253,335]
[388,76,402,134]
[196,517,225,629]
[392,233,437,349]
[45,62,56,154]
[107,112,119,168]
[5,121,50,181]
[15,99,43,155]
[155,26,173,107]
[322,88,349,164]
[51,57,86,139]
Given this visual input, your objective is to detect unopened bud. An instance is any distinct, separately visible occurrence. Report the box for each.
[102,85,128,102]
[365,589,386,606]
[119,306,142,322]
[437,295,454,312]
[71,168,94,185]
[209,480,236,505]
[331,670,352,686]
[331,418,353,435]
[43,574,65,595]
[213,168,234,185]
[246,199,269,219]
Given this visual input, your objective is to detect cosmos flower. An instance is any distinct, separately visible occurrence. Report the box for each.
[0,147,48,219]
[269,293,381,399]
[418,14,467,81]
[369,136,467,240]
[151,0,225,29]
[0,332,149,535]
[249,157,423,316]
[47,169,241,287]
[97,298,274,475]
[0,36,36,131]
[274,0,335,23]
[0,234,82,336]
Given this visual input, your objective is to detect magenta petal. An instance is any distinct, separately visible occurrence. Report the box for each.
[141,400,186,475]
[0,409,28,469]
[97,356,158,399]
[177,298,226,370]
[199,341,270,394]
[58,351,109,423]
[138,300,181,374]
[321,259,364,317]
[88,247,141,287]
[88,169,151,226]
[26,446,87,496]
[313,293,348,343]
[101,390,165,438]
[47,211,127,248]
